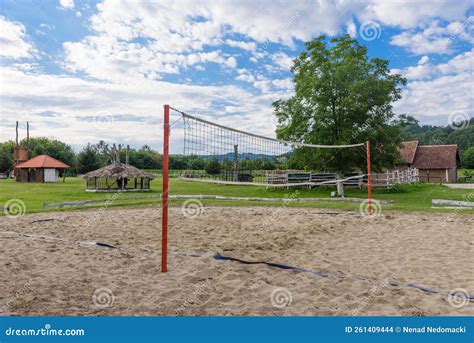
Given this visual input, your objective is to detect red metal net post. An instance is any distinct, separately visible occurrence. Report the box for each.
[366,140,372,215]
[162,104,170,272]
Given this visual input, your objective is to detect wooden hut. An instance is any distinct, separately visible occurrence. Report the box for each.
[14,155,70,182]
[83,163,154,192]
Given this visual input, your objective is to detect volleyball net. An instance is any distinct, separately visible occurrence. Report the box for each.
[175,106,369,188]
[161,105,373,272]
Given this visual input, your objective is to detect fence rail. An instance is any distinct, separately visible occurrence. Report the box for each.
[265,168,419,188]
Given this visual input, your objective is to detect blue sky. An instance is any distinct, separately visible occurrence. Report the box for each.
[0,0,472,152]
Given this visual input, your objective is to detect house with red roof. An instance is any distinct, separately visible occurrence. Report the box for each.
[399,141,460,183]
[14,155,70,182]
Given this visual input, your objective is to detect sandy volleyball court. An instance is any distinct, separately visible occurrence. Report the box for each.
[0,206,473,316]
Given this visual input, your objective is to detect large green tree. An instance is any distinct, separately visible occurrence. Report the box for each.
[77,143,102,174]
[20,137,76,167]
[273,35,408,174]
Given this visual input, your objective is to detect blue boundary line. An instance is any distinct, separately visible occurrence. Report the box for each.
[175,252,474,300]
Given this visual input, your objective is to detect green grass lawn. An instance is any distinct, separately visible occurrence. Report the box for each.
[0,177,473,215]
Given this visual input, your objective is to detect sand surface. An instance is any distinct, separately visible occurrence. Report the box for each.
[1,205,473,316]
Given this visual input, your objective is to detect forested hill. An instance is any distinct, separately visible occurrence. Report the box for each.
[402,118,473,154]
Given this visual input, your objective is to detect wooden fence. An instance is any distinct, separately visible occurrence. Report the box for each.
[265,171,363,189]
[370,168,419,187]
[265,168,419,188]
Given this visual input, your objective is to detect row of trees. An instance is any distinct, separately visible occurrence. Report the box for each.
[0,135,299,176]
[0,137,285,175]
[0,138,163,175]
[0,138,76,174]
[2,133,472,177]
[75,141,163,174]
[169,155,283,173]
[403,118,474,158]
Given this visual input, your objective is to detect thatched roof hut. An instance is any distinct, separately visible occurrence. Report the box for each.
[83,163,155,192]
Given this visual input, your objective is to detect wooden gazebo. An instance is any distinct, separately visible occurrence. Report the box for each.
[83,163,154,192]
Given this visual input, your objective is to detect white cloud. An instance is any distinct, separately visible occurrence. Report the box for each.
[0,16,34,59]
[59,0,75,10]
[346,20,357,37]
[394,50,473,120]
[396,73,472,121]
[224,39,257,52]
[436,49,473,74]
[272,78,293,91]
[225,56,237,69]
[418,55,430,65]
[62,0,473,82]
[359,0,471,28]
[252,79,272,93]
[0,65,287,151]
[403,64,433,81]
[391,31,451,55]
[271,52,294,71]
[236,69,256,83]
[391,19,473,55]
[393,49,472,81]
[63,36,237,82]
[392,55,431,80]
